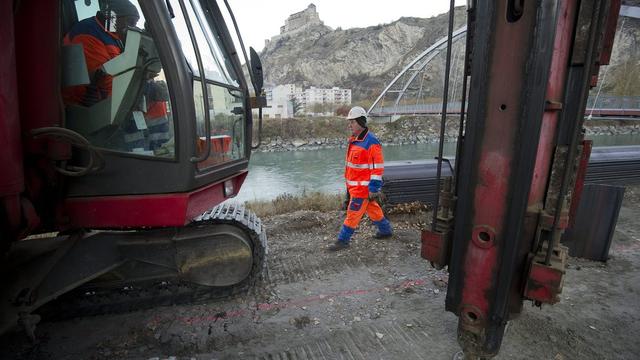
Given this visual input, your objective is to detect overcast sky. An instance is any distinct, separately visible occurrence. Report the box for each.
[230,0,467,52]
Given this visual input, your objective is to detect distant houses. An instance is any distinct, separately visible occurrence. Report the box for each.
[262,84,352,118]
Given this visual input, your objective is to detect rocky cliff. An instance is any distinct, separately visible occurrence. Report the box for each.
[260,7,466,101]
[260,4,640,101]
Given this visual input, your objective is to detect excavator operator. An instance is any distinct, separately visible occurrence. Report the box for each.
[62,0,173,154]
[329,106,393,251]
[62,0,140,107]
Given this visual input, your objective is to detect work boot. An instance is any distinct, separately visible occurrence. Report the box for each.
[374,232,393,239]
[372,218,393,239]
[328,241,350,251]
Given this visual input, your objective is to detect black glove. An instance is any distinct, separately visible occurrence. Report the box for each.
[368,191,384,203]
[342,191,350,211]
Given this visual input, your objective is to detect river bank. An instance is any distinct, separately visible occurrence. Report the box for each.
[254,116,640,152]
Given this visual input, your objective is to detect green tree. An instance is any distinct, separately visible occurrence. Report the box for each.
[289,95,303,115]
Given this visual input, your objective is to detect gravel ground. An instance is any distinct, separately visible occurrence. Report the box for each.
[1,186,639,360]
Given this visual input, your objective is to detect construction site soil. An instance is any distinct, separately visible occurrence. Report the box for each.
[2,186,640,360]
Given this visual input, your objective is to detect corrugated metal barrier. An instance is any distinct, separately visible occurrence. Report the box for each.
[584,146,640,185]
[382,145,640,205]
[381,159,453,206]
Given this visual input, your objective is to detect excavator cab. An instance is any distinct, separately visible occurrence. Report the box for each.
[58,0,260,228]
[0,0,266,336]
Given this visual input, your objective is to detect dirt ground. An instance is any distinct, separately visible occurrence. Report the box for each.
[2,186,640,360]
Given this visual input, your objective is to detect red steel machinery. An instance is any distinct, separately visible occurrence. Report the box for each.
[0,0,267,336]
[423,0,621,357]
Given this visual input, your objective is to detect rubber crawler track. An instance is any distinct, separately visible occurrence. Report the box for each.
[39,203,267,320]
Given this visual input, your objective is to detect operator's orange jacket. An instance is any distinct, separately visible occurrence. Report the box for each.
[63,16,123,106]
[345,128,385,198]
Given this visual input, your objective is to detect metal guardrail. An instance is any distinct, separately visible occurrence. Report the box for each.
[586,95,640,109]
[369,96,640,118]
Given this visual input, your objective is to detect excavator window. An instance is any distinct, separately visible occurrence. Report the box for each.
[171,0,247,169]
[61,0,176,158]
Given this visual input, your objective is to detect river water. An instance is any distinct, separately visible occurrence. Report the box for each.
[235,134,640,202]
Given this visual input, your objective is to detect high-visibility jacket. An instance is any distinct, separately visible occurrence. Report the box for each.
[344,128,384,198]
[63,16,123,106]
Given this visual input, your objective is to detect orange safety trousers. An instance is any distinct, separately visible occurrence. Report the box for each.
[337,196,391,243]
[344,198,385,228]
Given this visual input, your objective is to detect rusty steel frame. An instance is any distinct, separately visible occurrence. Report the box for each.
[442,0,621,357]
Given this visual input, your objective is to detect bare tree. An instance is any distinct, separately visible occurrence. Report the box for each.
[311,102,325,114]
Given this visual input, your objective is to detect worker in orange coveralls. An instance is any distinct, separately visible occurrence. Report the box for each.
[329,106,393,251]
[62,0,140,106]
[143,80,171,151]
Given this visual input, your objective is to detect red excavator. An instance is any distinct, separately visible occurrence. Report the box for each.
[1,0,625,357]
[0,0,267,336]
[422,0,622,358]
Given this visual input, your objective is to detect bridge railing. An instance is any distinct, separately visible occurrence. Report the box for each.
[369,96,640,119]
[586,95,640,109]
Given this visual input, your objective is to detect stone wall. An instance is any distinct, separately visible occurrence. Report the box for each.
[282,4,322,34]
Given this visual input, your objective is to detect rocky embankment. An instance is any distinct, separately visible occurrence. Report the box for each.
[586,123,640,136]
[256,117,640,152]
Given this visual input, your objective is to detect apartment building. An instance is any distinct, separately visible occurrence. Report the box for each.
[262,84,351,118]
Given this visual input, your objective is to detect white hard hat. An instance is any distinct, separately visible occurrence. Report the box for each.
[346,106,367,120]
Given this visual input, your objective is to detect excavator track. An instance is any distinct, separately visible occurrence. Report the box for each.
[39,203,268,320]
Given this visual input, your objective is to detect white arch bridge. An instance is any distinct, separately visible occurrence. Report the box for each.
[367,24,640,121]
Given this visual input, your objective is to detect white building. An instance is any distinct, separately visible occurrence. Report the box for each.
[302,87,351,110]
[261,84,351,118]
[299,87,352,116]
[262,84,300,119]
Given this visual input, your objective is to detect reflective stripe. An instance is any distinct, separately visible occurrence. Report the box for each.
[149,132,170,141]
[346,180,370,186]
[124,131,145,143]
[346,161,369,169]
[146,115,169,127]
[370,175,383,181]
[345,161,385,170]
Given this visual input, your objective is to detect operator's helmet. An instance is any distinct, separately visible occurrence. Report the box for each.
[346,106,367,120]
[103,0,140,29]
[106,0,140,18]
[104,0,140,38]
